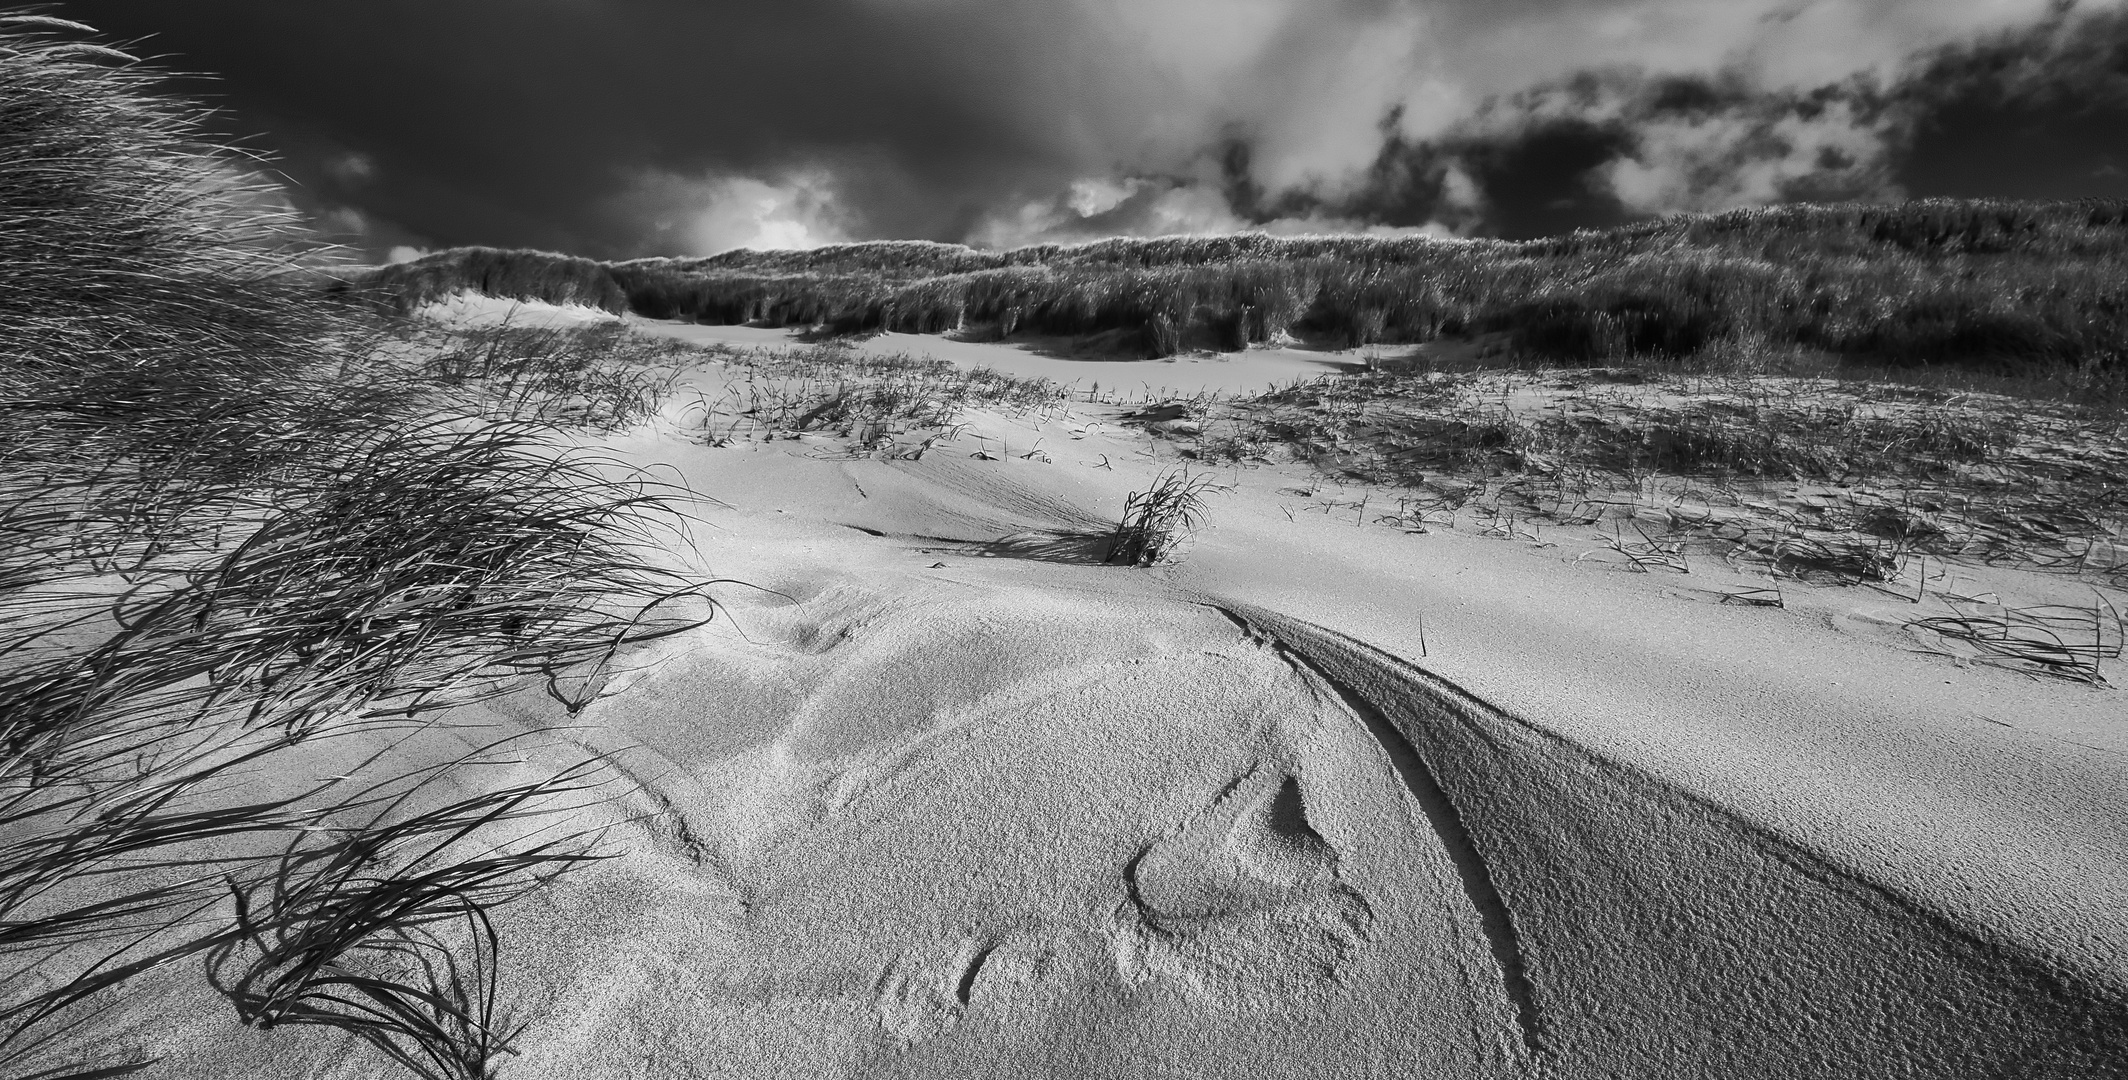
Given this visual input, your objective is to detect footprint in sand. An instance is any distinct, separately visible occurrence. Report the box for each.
[870,932,1058,1046]
[1111,771,1375,998]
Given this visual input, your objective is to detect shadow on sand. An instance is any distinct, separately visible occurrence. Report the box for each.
[843,524,1120,566]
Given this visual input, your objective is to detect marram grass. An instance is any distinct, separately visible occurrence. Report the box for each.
[0,15,716,1079]
[360,203,2128,401]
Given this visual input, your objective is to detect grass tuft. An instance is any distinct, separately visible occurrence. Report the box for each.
[0,15,718,1078]
[1105,468,1216,567]
[1907,593,2125,684]
[207,753,612,1080]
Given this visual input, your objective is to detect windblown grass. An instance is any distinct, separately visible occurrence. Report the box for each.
[206,752,611,1080]
[1105,468,1216,567]
[1907,593,2125,684]
[0,16,713,1078]
[410,319,691,432]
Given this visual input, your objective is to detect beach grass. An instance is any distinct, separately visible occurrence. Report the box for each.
[358,203,2128,403]
[1176,364,2126,642]
[0,16,714,1077]
[1106,468,1217,567]
[673,341,1066,454]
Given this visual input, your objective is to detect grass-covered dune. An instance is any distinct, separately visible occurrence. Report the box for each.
[357,200,2128,394]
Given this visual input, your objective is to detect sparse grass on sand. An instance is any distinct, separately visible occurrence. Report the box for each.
[1152,361,2127,678]
[408,318,692,432]
[0,17,715,1078]
[671,341,1066,456]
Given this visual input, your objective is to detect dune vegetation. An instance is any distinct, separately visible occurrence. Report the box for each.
[667,340,1063,455]
[353,207,2128,680]
[1177,365,2127,662]
[359,200,2128,403]
[0,17,719,1079]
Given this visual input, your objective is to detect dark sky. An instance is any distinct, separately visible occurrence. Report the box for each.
[53,0,2128,260]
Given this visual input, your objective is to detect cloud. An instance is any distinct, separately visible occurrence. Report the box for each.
[311,206,372,238]
[969,178,1247,248]
[1218,2,2128,236]
[54,0,2128,253]
[1889,4,2128,198]
[1605,93,1898,213]
[614,168,853,255]
[971,172,1452,248]
[299,201,436,262]
[319,151,375,187]
[1073,0,2128,238]
[1457,70,1906,220]
[1901,2,2128,108]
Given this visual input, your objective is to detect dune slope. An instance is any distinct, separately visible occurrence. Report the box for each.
[96,334,2128,1079]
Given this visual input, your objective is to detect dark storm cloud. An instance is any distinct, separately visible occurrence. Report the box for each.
[1215,106,1640,241]
[1213,3,2128,240]
[1236,69,1902,240]
[50,0,2128,256]
[1895,5,2128,199]
[58,0,1103,256]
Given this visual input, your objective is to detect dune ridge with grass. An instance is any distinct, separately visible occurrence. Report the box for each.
[6,13,2128,1080]
[357,199,2128,404]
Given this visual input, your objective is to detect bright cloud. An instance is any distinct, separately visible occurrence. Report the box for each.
[618,168,852,255]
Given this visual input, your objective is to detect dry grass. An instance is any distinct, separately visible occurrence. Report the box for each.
[674,342,1066,455]
[206,752,612,1080]
[409,319,691,432]
[0,17,715,1078]
[1163,360,2125,681]
[359,203,2128,402]
[1908,594,2126,684]
[1105,468,1217,567]
[1173,365,2126,599]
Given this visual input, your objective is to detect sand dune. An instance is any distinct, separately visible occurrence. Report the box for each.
[103,328,2128,1078]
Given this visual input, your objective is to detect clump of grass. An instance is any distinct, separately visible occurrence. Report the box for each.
[1764,532,1904,584]
[1599,521,1691,573]
[1190,428,1275,465]
[207,753,611,1080]
[0,16,717,1078]
[1105,468,1216,566]
[1907,594,2125,684]
[2,412,714,1076]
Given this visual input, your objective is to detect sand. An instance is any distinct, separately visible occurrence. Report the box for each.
[98,322,2128,1078]
[630,318,1384,398]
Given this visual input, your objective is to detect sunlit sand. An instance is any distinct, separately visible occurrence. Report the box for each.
[112,307,2125,1077]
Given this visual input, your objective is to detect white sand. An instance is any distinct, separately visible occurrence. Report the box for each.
[630,319,1384,397]
[416,290,625,328]
[104,330,2128,1078]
